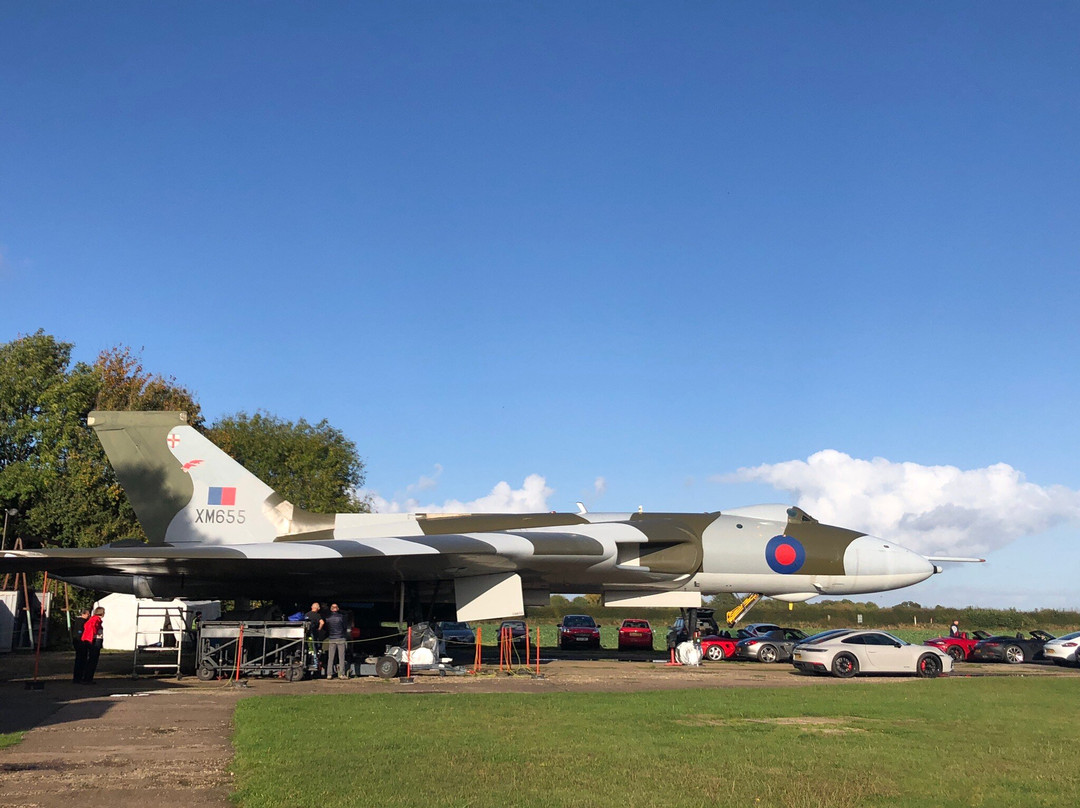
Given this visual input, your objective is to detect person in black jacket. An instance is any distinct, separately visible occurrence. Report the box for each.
[323,604,348,679]
[72,608,91,683]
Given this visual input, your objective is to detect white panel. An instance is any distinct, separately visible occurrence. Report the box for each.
[455,573,524,621]
[0,591,17,652]
[603,590,702,608]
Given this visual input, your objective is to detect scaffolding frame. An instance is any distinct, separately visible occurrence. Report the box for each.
[196,621,307,681]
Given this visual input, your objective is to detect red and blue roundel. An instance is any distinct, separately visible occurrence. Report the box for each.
[766,535,805,574]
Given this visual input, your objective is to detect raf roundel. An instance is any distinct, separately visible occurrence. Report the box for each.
[765,535,806,574]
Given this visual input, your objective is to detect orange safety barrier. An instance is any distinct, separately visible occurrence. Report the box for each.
[234,623,245,680]
[471,626,482,673]
[665,646,682,666]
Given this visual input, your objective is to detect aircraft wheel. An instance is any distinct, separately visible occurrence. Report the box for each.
[375,655,400,679]
[196,663,216,682]
[704,645,725,661]
[831,653,858,679]
[285,663,305,682]
[1004,645,1025,664]
[917,653,943,678]
[758,644,779,663]
[946,645,965,662]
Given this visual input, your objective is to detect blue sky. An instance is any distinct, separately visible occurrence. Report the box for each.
[3,3,1079,609]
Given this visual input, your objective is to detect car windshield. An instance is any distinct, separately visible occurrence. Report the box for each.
[800,629,854,644]
[501,621,525,630]
[441,622,469,630]
[1054,630,1080,642]
[564,615,596,627]
[622,620,649,629]
[855,632,907,646]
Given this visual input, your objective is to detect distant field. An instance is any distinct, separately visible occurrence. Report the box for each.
[231,677,1080,807]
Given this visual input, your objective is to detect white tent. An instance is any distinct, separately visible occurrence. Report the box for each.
[94,593,221,651]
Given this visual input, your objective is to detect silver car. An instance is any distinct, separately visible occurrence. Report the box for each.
[735,627,808,663]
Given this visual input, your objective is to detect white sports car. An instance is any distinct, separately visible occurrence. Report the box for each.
[792,629,952,678]
[1041,630,1080,667]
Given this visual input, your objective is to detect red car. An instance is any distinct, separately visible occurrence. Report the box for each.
[617,619,654,650]
[924,630,991,662]
[699,635,738,661]
[558,614,601,649]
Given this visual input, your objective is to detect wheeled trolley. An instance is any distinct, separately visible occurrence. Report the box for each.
[196,620,308,681]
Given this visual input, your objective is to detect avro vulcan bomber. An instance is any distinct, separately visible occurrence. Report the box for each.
[0,412,981,624]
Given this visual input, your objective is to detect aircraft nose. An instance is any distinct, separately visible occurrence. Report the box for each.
[845,535,935,583]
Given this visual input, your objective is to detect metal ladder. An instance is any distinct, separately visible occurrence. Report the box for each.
[132,603,189,678]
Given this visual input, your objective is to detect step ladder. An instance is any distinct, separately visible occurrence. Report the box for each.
[132,602,190,678]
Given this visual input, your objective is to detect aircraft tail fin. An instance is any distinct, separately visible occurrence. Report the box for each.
[89,410,331,546]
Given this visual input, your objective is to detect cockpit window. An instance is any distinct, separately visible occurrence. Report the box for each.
[786,507,818,523]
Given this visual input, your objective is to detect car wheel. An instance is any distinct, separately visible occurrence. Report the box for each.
[704,645,725,661]
[831,653,859,678]
[758,644,778,663]
[916,653,943,678]
[375,655,399,679]
[1004,645,1025,664]
[946,645,965,662]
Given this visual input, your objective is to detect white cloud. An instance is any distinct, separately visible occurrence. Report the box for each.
[406,464,442,494]
[720,450,1080,557]
[593,476,607,498]
[363,473,553,515]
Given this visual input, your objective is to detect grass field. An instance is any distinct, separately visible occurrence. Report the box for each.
[231,676,1080,807]
[0,731,24,750]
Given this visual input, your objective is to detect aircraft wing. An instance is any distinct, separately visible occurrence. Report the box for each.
[0,530,605,576]
[0,529,616,619]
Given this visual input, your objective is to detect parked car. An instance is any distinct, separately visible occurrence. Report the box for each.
[435,621,475,645]
[736,623,783,639]
[700,635,738,661]
[617,619,653,650]
[497,620,529,646]
[666,609,722,647]
[791,629,951,678]
[736,627,808,663]
[558,614,601,649]
[970,630,1055,664]
[924,630,992,662]
[1041,631,1080,667]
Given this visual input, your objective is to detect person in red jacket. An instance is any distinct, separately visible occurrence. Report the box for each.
[79,607,105,683]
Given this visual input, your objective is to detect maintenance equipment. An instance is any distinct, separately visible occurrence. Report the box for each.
[196,620,307,681]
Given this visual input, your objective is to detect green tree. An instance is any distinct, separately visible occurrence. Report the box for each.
[0,333,199,548]
[208,412,369,513]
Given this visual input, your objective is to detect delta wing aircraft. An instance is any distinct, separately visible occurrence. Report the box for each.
[0,411,981,624]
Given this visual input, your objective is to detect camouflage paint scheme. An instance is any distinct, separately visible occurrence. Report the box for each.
[0,411,952,621]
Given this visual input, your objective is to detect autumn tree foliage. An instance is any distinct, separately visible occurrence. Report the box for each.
[93,346,202,424]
